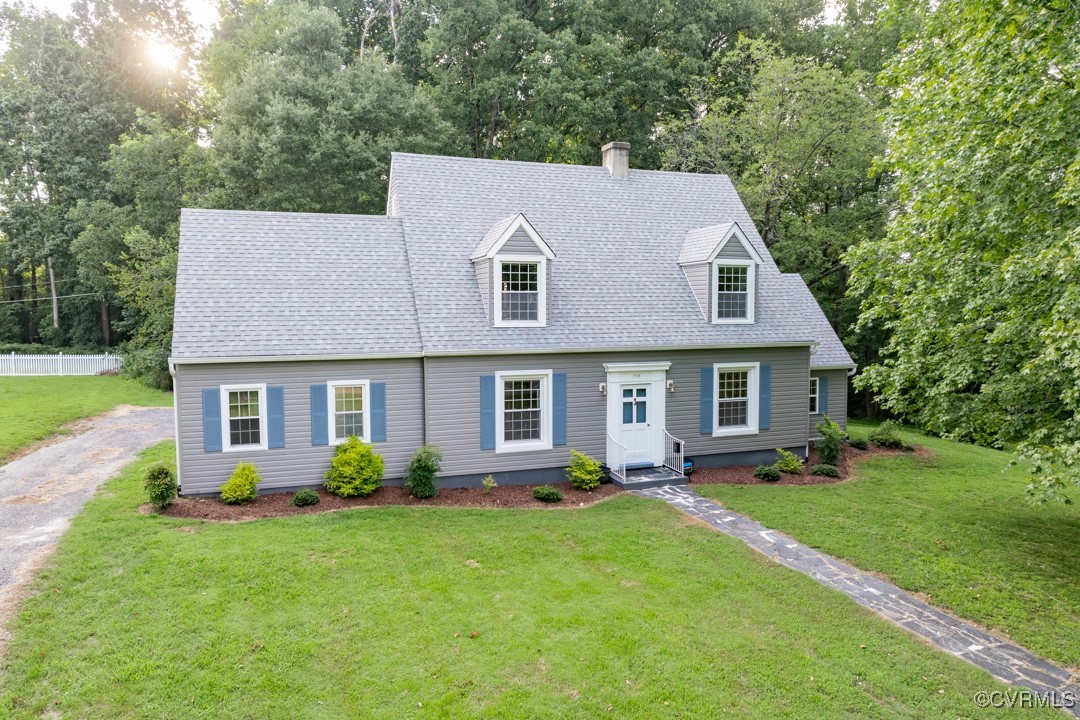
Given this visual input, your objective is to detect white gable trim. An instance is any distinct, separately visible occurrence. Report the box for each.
[484,214,556,260]
[706,223,763,265]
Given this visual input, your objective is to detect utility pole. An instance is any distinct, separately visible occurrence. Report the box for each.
[46,255,58,329]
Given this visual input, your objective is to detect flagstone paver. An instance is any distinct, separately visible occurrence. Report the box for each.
[634,484,1080,717]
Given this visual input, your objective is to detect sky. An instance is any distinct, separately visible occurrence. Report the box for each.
[5,0,221,40]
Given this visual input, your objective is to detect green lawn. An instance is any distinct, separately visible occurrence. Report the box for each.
[696,421,1080,671]
[0,376,171,462]
[0,443,1052,719]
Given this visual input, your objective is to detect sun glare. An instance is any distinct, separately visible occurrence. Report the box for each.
[146,38,181,70]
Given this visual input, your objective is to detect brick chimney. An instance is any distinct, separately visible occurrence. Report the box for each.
[601,141,630,178]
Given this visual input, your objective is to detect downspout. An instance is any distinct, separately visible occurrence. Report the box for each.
[169,357,182,493]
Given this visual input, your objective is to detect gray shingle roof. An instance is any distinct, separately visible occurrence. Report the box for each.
[171,154,853,369]
[678,223,735,264]
[172,209,422,359]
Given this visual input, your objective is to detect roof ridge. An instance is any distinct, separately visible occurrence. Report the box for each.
[390,152,732,181]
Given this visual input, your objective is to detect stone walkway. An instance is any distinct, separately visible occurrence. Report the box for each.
[634,484,1080,717]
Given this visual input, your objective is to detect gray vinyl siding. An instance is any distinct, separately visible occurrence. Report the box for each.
[500,227,544,255]
[473,257,491,319]
[682,263,709,319]
[425,346,812,478]
[175,359,423,495]
[715,240,753,261]
[810,369,848,433]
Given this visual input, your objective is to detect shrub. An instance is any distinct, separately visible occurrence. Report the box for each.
[324,437,384,497]
[481,475,498,493]
[404,445,442,499]
[533,485,563,502]
[144,462,177,510]
[869,419,910,449]
[810,463,840,478]
[290,489,320,507]
[566,449,603,491]
[774,448,804,474]
[849,438,869,450]
[753,465,781,482]
[220,462,260,504]
[815,416,846,465]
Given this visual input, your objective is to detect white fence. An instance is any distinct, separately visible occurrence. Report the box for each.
[0,352,124,376]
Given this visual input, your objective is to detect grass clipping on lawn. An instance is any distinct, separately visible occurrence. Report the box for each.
[0,440,1048,719]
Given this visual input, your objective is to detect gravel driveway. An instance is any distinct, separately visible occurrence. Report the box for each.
[0,404,174,646]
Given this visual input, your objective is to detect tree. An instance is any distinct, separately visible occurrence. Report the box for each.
[846,0,1080,501]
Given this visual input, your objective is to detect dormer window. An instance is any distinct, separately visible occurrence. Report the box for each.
[498,259,544,324]
[471,213,555,328]
[679,222,762,325]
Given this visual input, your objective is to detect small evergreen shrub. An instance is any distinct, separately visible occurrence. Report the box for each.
[849,438,869,450]
[290,489,320,507]
[774,448,804,474]
[753,465,781,482]
[810,463,840,478]
[566,449,603,491]
[815,416,846,465]
[144,462,177,510]
[220,462,260,504]
[869,419,910,449]
[324,437,384,497]
[481,475,498,493]
[533,485,563,502]
[404,445,442,499]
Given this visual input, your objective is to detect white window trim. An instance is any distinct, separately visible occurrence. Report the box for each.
[712,362,760,437]
[494,255,548,328]
[220,383,268,452]
[494,369,553,453]
[809,377,819,415]
[711,258,756,325]
[327,379,371,445]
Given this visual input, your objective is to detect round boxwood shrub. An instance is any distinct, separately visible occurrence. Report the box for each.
[220,462,260,504]
[404,445,443,499]
[753,465,781,482]
[290,489,320,507]
[810,463,840,478]
[144,462,177,510]
[533,485,563,502]
[324,437,384,498]
[566,449,603,491]
[849,438,869,450]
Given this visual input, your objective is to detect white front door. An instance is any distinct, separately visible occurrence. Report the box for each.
[604,362,671,470]
[620,385,652,467]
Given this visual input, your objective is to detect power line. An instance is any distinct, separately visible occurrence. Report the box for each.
[1,277,81,291]
[0,292,99,305]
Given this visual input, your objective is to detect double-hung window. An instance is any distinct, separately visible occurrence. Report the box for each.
[328,380,370,444]
[711,259,755,324]
[495,370,552,452]
[495,257,547,326]
[809,377,819,414]
[221,384,267,451]
[713,363,760,437]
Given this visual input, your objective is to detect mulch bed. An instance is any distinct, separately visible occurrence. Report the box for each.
[159,481,623,522]
[688,442,907,486]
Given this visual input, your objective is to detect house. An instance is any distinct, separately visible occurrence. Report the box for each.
[169,143,854,495]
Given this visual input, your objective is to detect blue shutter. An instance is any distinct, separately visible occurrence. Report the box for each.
[552,373,567,446]
[267,386,285,449]
[700,367,714,435]
[370,382,387,442]
[759,365,772,430]
[202,388,222,453]
[818,376,829,418]
[310,384,328,446]
[480,375,496,450]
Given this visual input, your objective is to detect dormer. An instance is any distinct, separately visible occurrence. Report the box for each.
[679,222,762,324]
[471,214,555,327]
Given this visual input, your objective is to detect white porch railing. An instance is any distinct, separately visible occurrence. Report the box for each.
[664,430,685,476]
[0,352,123,376]
[606,432,627,482]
